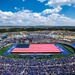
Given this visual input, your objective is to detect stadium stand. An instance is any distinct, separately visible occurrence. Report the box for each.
[0,32,75,75]
[72,44,75,48]
[0,54,75,75]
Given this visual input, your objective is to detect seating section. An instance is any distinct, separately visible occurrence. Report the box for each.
[0,33,75,75]
[0,54,75,75]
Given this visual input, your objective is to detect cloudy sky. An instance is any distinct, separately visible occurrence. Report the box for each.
[0,0,75,26]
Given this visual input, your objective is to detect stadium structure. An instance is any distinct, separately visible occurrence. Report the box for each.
[0,31,75,75]
[1,32,74,59]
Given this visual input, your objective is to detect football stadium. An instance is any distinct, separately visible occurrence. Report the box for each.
[0,31,75,75]
[0,0,75,75]
[1,31,74,59]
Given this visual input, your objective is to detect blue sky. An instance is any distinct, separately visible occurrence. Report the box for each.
[0,0,75,26]
[0,0,50,12]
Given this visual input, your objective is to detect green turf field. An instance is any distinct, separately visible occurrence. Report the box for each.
[0,44,19,58]
[0,45,11,56]
[0,43,75,59]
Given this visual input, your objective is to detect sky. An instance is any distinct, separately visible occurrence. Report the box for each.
[0,0,75,26]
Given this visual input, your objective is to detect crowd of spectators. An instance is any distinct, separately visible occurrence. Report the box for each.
[0,54,75,75]
[53,31,75,36]
[1,31,75,43]
[0,40,10,48]
[0,32,75,75]
[10,33,74,45]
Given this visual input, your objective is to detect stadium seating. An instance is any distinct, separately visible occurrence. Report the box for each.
[0,33,75,75]
[0,54,75,75]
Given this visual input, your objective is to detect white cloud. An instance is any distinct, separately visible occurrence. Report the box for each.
[48,13,75,26]
[14,7,17,10]
[22,0,25,2]
[46,0,75,7]
[0,10,75,26]
[37,0,46,3]
[14,7,20,11]
[14,7,25,11]
[42,6,62,15]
